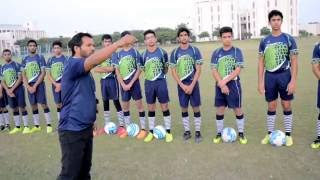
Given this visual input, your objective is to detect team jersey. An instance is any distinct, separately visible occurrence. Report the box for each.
[141,47,168,81]
[21,54,46,83]
[97,53,117,79]
[211,47,244,80]
[312,42,320,64]
[170,45,203,81]
[112,48,142,80]
[0,61,21,88]
[259,33,298,72]
[46,55,67,82]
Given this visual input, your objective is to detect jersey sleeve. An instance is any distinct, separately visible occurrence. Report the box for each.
[194,47,203,65]
[235,48,244,68]
[111,52,120,68]
[210,49,218,69]
[169,49,177,68]
[288,35,299,56]
[258,39,265,57]
[312,43,320,64]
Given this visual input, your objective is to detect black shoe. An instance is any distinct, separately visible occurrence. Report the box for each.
[183,131,192,141]
[0,125,4,131]
[4,124,10,131]
[195,131,202,143]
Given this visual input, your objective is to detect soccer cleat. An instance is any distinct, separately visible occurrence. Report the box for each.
[261,134,270,144]
[213,134,222,144]
[239,134,248,145]
[46,126,53,133]
[117,126,127,138]
[144,132,154,142]
[22,127,32,134]
[30,126,41,133]
[285,136,293,147]
[0,125,4,131]
[9,127,21,134]
[195,131,202,143]
[311,139,320,149]
[4,124,11,131]
[183,131,192,141]
[137,129,147,140]
[165,133,173,143]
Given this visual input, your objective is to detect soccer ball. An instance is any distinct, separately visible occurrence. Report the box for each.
[153,125,167,139]
[222,127,237,143]
[126,123,140,137]
[269,130,286,146]
[104,122,117,135]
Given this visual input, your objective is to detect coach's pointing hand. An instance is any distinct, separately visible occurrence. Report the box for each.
[116,35,137,48]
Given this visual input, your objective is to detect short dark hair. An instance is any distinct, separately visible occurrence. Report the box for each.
[68,32,93,56]
[219,26,233,37]
[2,49,11,54]
[268,10,283,21]
[143,29,156,39]
[121,31,131,38]
[27,39,37,46]
[177,27,190,37]
[101,34,112,41]
[52,40,62,48]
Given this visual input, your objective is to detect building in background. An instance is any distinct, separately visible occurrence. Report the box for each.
[299,22,320,36]
[0,21,46,54]
[191,0,298,41]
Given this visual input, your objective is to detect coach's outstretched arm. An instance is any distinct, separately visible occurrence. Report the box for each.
[84,35,137,72]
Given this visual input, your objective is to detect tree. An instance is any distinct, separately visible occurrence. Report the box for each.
[260,27,271,36]
[212,27,220,38]
[198,31,210,39]
[299,30,312,37]
[154,27,176,44]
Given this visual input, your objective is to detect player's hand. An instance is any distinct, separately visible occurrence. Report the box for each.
[8,92,15,98]
[221,86,230,95]
[122,84,130,91]
[179,83,188,93]
[218,79,227,88]
[185,84,194,95]
[30,86,37,94]
[8,89,14,95]
[55,83,61,93]
[258,83,265,95]
[287,80,296,95]
[116,35,137,47]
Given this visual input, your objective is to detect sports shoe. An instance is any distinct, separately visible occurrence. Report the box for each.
[311,138,320,149]
[285,136,293,147]
[213,134,221,144]
[183,131,191,141]
[137,129,147,140]
[30,126,41,133]
[0,125,5,131]
[165,133,173,143]
[9,127,21,134]
[195,131,202,143]
[239,133,248,145]
[261,134,270,144]
[144,132,154,142]
[47,126,53,133]
[22,127,32,134]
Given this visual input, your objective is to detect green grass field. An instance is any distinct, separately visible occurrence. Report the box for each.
[1,37,320,180]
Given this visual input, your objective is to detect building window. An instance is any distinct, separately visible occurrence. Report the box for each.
[291,8,293,16]
[290,0,293,5]
[253,12,255,19]
[275,0,277,6]
[231,4,233,11]
[291,28,293,34]
[217,6,220,12]
[291,19,293,25]
[253,2,255,8]
[218,15,220,21]
[267,0,270,7]
[232,14,234,20]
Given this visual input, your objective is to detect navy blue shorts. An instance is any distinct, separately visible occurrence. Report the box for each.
[145,79,169,104]
[51,84,62,104]
[7,85,26,109]
[215,80,242,108]
[27,82,47,105]
[317,80,320,108]
[265,70,293,102]
[101,78,119,101]
[0,91,8,108]
[177,80,201,108]
[121,79,142,101]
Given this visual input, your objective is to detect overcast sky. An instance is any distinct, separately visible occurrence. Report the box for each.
[0,0,318,37]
